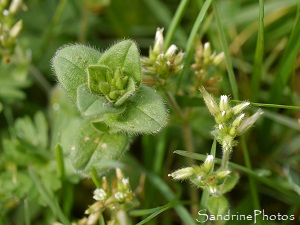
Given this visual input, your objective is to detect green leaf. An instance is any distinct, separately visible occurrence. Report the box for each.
[76,84,125,118]
[221,171,239,194]
[70,120,130,173]
[52,44,101,102]
[98,40,142,85]
[104,85,168,134]
[206,195,228,215]
[87,64,111,95]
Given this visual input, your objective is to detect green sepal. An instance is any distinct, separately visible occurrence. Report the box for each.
[87,65,111,95]
[104,85,168,134]
[98,40,142,86]
[52,44,101,102]
[114,77,136,106]
[221,171,239,194]
[206,195,228,215]
[70,120,130,173]
[76,84,125,118]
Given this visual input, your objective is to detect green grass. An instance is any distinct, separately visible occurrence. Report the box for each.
[1,0,300,224]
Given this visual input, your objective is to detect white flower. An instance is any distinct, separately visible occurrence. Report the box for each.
[93,188,107,201]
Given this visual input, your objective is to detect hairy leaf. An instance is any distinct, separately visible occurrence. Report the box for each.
[104,85,168,134]
[52,44,101,102]
[70,120,130,173]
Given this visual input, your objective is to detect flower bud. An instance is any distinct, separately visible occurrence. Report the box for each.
[93,188,107,201]
[213,52,224,65]
[232,113,245,127]
[153,28,164,54]
[168,167,194,180]
[237,109,263,135]
[203,155,214,173]
[232,102,250,115]
[9,20,23,39]
[219,95,230,112]
[200,86,219,116]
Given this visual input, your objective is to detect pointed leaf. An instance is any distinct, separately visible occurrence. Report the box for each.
[221,171,239,194]
[77,84,125,117]
[87,64,111,95]
[104,85,168,134]
[52,44,101,101]
[98,40,142,85]
[206,195,228,215]
[70,120,130,173]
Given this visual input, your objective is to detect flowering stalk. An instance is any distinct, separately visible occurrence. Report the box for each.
[141,28,184,86]
[169,87,263,197]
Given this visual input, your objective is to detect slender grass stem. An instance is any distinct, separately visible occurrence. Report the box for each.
[55,144,65,180]
[212,0,239,100]
[36,0,68,59]
[28,166,71,225]
[241,136,261,225]
[164,0,190,48]
[29,65,52,96]
[250,0,264,101]
[91,167,102,188]
[24,199,31,225]
[176,0,212,91]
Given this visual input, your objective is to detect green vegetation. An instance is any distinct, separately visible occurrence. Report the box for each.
[0,0,300,225]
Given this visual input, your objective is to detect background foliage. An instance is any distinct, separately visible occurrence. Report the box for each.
[0,0,300,224]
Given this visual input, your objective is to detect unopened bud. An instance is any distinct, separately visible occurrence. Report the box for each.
[165,44,178,57]
[219,95,230,111]
[232,101,250,115]
[168,167,194,180]
[9,0,22,15]
[203,155,214,173]
[237,109,263,135]
[153,28,164,53]
[9,20,23,39]
[200,86,219,116]
[213,52,224,65]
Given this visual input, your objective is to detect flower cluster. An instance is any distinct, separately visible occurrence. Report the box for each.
[141,28,184,86]
[169,155,230,195]
[169,88,263,196]
[0,0,25,63]
[87,65,136,106]
[191,41,224,93]
[79,168,137,225]
[200,87,263,154]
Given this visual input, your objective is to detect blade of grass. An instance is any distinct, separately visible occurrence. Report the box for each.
[262,110,299,130]
[28,166,71,225]
[142,0,187,46]
[250,0,264,102]
[176,0,212,91]
[241,136,261,225]
[124,155,196,225]
[24,199,31,225]
[212,0,239,99]
[164,0,190,48]
[55,144,65,180]
[131,201,176,225]
[270,6,300,102]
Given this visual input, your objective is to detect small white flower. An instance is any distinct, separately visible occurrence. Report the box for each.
[93,188,107,201]
[122,178,129,186]
[237,109,263,135]
[220,95,229,111]
[153,28,164,53]
[203,155,214,173]
[232,102,250,115]
[115,192,125,201]
[165,44,178,57]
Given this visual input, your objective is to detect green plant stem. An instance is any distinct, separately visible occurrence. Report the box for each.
[36,0,68,59]
[241,136,261,225]
[55,144,65,179]
[176,0,212,91]
[212,0,239,100]
[24,199,31,225]
[250,0,264,101]
[28,166,71,225]
[164,0,190,48]
[220,149,231,170]
[164,90,199,217]
[29,65,52,96]
[91,167,102,188]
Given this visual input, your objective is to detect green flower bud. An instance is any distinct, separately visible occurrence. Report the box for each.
[98,82,110,95]
[237,109,263,135]
[200,86,219,116]
[203,155,214,173]
[168,167,194,180]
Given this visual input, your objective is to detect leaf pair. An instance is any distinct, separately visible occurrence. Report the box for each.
[52,40,169,173]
